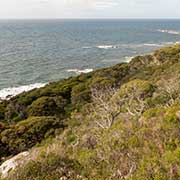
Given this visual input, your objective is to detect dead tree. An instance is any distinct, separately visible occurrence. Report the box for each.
[91,86,123,129]
[125,88,147,118]
[158,77,180,107]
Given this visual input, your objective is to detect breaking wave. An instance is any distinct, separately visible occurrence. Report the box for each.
[66,68,93,74]
[96,45,119,49]
[90,42,175,50]
[124,56,134,62]
[157,29,180,35]
[143,43,164,47]
[0,83,47,100]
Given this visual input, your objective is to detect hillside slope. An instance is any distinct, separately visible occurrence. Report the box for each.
[1,44,180,179]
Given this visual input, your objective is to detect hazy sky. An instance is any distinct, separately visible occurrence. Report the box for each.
[0,0,180,19]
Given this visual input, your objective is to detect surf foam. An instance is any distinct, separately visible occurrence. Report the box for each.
[143,43,164,47]
[96,45,118,49]
[66,69,93,74]
[96,43,172,49]
[0,83,47,100]
[124,56,134,63]
[157,29,180,35]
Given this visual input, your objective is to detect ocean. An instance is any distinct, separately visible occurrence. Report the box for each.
[0,19,180,99]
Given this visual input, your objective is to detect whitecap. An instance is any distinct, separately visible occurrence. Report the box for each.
[96,45,117,49]
[124,56,134,63]
[175,41,180,44]
[82,46,91,49]
[0,83,47,100]
[66,68,93,74]
[143,43,164,47]
[157,29,180,35]
[164,42,174,45]
[96,43,167,49]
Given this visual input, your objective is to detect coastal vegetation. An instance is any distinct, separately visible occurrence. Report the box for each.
[1,44,180,179]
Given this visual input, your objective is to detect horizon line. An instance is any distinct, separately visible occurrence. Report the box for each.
[0,17,180,20]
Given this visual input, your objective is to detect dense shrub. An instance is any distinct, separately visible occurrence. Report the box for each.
[71,83,91,106]
[129,55,155,72]
[9,154,83,180]
[154,44,180,63]
[118,79,155,98]
[0,102,6,120]
[27,96,67,116]
[0,116,65,157]
[5,102,27,123]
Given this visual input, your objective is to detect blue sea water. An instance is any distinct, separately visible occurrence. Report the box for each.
[0,19,180,98]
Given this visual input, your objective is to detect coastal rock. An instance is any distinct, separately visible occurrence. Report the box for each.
[0,151,30,179]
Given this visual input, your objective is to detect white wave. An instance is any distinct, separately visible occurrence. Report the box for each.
[101,56,134,63]
[66,68,93,74]
[82,46,91,49]
[124,56,134,63]
[96,45,119,49]
[0,83,47,100]
[175,41,180,44]
[96,43,168,49]
[143,43,164,47]
[164,42,174,45]
[157,29,180,35]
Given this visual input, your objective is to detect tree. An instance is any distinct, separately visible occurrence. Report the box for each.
[158,76,180,107]
[90,86,123,129]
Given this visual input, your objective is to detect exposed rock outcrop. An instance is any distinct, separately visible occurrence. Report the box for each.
[0,151,29,179]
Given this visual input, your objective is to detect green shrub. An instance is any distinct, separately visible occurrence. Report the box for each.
[143,107,165,119]
[28,96,67,116]
[90,77,117,89]
[71,83,91,106]
[164,101,180,127]
[130,55,155,72]
[147,94,170,107]
[5,102,27,122]
[116,79,155,99]
[0,102,6,120]
[154,44,180,63]
[0,116,65,156]
[128,135,141,148]
[9,154,83,180]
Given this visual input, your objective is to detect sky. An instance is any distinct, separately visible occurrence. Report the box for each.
[0,0,180,19]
